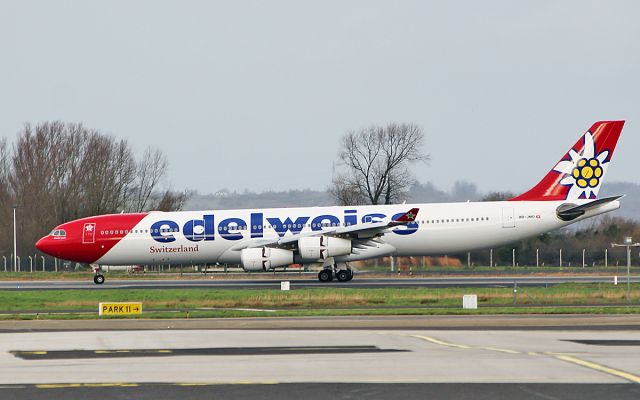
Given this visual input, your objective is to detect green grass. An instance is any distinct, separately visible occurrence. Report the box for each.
[0,283,638,319]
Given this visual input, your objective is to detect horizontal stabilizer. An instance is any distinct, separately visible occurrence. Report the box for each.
[556,195,624,221]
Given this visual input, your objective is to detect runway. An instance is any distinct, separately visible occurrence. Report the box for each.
[0,324,639,399]
[1,275,638,290]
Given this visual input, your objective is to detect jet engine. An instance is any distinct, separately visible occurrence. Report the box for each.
[240,247,294,271]
[298,236,352,261]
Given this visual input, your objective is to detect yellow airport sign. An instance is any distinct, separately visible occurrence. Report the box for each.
[99,302,142,316]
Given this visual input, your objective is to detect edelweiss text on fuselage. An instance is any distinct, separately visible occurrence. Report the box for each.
[150,210,419,243]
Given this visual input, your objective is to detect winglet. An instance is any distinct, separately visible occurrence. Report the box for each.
[390,208,419,226]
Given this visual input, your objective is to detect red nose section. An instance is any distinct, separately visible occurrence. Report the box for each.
[36,213,147,263]
[35,234,74,260]
[35,237,51,255]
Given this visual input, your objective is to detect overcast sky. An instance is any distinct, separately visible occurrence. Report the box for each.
[1,1,639,195]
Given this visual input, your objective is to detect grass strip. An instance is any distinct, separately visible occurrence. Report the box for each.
[0,283,638,318]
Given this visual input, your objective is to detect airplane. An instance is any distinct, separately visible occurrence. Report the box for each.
[36,120,625,284]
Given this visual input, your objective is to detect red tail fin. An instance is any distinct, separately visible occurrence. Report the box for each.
[510,121,625,201]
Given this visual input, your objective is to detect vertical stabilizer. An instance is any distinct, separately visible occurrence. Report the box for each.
[510,121,625,201]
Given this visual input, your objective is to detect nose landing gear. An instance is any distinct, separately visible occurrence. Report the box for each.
[91,265,105,284]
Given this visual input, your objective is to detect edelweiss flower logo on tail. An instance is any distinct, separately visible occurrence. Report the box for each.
[553,132,609,200]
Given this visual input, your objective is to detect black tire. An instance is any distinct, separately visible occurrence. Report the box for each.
[94,274,105,285]
[336,270,350,282]
[347,270,354,281]
[318,269,333,282]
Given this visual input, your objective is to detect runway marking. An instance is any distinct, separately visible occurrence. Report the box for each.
[36,383,140,389]
[411,335,471,349]
[36,384,82,389]
[175,381,279,385]
[411,334,639,383]
[83,383,140,387]
[553,354,640,384]
[35,382,283,389]
[411,335,521,354]
[479,346,521,354]
[95,350,131,354]
[175,383,211,386]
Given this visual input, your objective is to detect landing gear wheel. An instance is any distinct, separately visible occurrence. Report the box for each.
[93,274,105,285]
[336,270,350,282]
[318,269,333,282]
[347,270,354,281]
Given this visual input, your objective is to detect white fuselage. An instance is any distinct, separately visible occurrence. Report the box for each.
[95,199,619,266]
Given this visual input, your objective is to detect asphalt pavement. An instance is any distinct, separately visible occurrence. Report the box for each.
[0,275,637,290]
[1,328,639,399]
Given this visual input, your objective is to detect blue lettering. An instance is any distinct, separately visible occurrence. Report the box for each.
[183,215,215,242]
[344,209,358,226]
[311,214,340,231]
[150,220,179,243]
[391,212,418,235]
[251,213,263,238]
[266,216,310,238]
[362,213,386,223]
[218,217,245,241]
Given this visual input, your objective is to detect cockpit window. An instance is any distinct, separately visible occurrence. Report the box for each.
[50,229,67,237]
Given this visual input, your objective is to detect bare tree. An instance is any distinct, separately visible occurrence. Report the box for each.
[330,122,428,205]
[129,147,168,212]
[154,189,190,212]
[4,121,185,259]
[329,171,367,206]
[481,191,515,202]
[0,138,12,255]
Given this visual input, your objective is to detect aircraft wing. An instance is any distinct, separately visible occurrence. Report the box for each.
[229,208,419,251]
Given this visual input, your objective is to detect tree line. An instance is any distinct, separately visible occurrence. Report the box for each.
[456,215,640,267]
[0,121,187,266]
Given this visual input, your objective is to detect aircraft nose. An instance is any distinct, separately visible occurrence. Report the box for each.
[35,236,53,256]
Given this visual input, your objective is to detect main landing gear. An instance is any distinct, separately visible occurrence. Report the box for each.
[317,265,354,283]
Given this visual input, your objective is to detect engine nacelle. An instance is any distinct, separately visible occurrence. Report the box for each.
[240,247,294,271]
[298,236,352,260]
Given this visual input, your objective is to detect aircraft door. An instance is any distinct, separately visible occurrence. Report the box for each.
[501,208,515,228]
[82,223,96,243]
